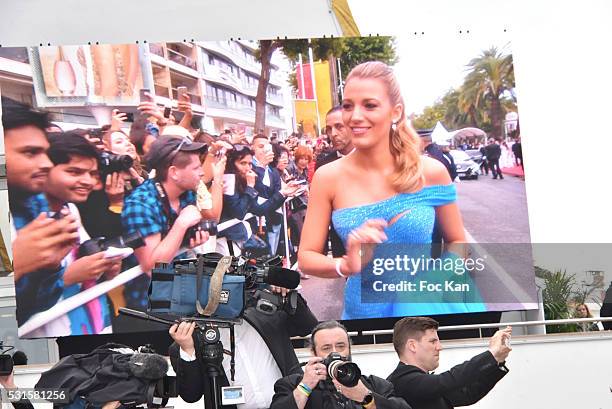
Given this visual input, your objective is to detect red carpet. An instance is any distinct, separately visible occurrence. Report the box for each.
[501,165,524,177]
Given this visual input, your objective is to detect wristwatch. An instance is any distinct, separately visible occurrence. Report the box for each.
[360,391,374,407]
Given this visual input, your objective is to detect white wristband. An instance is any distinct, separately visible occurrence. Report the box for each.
[335,258,346,278]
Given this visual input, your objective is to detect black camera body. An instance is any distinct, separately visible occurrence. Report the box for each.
[322,352,361,387]
[99,151,133,175]
[78,231,145,258]
[253,289,298,315]
[182,220,218,246]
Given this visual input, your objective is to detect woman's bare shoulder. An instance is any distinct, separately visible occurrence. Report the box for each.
[312,156,346,181]
[421,155,452,186]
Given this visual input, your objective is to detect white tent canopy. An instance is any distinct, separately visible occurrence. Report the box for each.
[431,121,453,146]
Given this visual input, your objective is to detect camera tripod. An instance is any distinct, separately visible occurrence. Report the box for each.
[119,308,240,409]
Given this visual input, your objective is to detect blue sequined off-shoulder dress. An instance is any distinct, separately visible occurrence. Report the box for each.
[332,184,486,320]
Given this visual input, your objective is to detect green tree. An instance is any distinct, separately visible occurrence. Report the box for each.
[461,47,515,139]
[337,36,398,82]
[412,103,446,130]
[254,37,397,132]
[254,38,345,132]
[540,268,579,333]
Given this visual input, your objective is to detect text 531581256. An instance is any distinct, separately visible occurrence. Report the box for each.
[1,388,69,403]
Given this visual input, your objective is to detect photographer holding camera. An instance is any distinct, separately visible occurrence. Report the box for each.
[77,123,145,244]
[3,98,81,325]
[270,320,410,409]
[121,136,210,274]
[168,287,317,409]
[387,317,511,409]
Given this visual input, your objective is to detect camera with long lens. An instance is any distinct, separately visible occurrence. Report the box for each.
[322,352,361,387]
[0,342,14,376]
[182,220,218,246]
[99,151,133,174]
[77,231,145,258]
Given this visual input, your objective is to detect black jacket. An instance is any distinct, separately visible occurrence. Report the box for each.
[424,144,456,181]
[270,373,411,409]
[484,144,501,161]
[387,351,508,409]
[600,282,612,330]
[252,164,284,226]
[511,142,522,159]
[313,150,346,257]
[315,150,340,172]
[169,292,318,408]
[35,344,164,407]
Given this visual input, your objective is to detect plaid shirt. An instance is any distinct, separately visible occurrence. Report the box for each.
[10,193,65,325]
[122,179,196,249]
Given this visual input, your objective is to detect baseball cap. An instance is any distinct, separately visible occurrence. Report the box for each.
[145,136,207,170]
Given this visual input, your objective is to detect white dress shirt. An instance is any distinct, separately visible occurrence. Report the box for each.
[180,320,282,409]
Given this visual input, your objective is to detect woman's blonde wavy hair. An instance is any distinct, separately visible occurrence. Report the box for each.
[345,61,424,193]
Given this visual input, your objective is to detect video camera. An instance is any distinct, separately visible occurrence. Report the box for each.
[0,342,14,376]
[77,231,145,258]
[322,352,362,387]
[147,253,300,320]
[253,288,298,316]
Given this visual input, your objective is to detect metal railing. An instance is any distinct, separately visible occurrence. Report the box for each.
[167,48,197,70]
[149,44,165,58]
[292,317,612,343]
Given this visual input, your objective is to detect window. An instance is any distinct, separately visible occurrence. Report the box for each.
[0,48,29,64]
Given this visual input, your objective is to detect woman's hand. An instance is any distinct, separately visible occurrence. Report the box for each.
[105,172,125,206]
[343,219,388,275]
[280,180,303,197]
[246,170,257,187]
[110,109,127,131]
[211,155,227,181]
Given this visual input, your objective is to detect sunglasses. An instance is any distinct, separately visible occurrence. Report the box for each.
[168,137,194,163]
[233,144,252,153]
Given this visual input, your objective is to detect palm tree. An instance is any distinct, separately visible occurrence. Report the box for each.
[461,47,515,139]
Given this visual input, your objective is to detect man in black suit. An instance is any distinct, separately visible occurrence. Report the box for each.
[600,281,612,330]
[387,317,511,409]
[315,106,355,172]
[270,320,410,409]
[484,138,503,179]
[419,131,456,182]
[314,106,355,258]
[511,137,523,169]
[169,290,318,409]
[251,134,285,255]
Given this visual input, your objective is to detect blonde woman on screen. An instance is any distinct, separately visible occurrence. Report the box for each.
[298,61,485,319]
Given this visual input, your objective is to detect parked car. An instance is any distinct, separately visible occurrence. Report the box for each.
[449,150,480,180]
[464,149,484,165]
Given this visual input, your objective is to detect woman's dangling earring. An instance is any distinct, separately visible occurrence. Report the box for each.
[391,122,397,132]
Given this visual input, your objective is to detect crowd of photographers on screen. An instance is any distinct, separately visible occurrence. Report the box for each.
[3,92,336,337]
